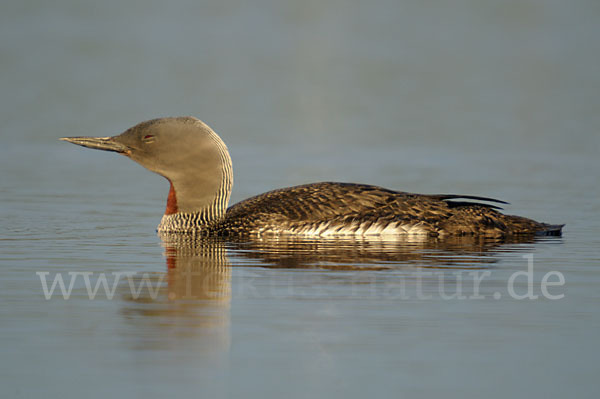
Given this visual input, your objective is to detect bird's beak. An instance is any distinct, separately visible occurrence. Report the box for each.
[60,136,130,154]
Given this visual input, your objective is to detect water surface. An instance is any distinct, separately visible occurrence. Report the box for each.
[1,1,599,398]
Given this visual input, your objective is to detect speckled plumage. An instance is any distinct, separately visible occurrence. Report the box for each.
[160,182,562,238]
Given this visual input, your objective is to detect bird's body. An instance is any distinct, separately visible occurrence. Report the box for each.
[159,181,560,238]
[61,117,563,238]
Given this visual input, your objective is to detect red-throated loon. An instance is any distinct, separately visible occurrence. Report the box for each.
[61,116,563,238]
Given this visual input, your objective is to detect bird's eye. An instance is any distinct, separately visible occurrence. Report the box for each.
[142,135,156,143]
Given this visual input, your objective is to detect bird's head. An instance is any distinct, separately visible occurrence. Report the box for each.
[61,116,233,215]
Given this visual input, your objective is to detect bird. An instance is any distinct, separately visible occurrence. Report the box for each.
[61,116,563,238]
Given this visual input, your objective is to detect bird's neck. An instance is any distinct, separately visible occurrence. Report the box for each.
[157,133,233,233]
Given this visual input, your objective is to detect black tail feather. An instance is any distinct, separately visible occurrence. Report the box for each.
[429,194,508,210]
[431,194,509,204]
[442,201,505,210]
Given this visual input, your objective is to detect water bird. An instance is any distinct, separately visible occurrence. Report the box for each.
[61,117,563,238]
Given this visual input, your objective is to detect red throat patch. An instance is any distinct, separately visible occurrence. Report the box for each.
[165,181,178,215]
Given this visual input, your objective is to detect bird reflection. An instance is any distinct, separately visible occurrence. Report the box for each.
[224,234,560,270]
[119,234,231,355]
[116,232,561,354]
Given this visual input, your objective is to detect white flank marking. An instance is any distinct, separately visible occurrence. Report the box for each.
[258,222,430,240]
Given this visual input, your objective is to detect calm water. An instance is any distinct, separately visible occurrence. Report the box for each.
[1,0,599,398]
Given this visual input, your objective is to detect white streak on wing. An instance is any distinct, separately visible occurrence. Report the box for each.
[265,221,430,240]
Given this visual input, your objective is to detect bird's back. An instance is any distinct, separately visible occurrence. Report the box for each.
[219,182,560,238]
